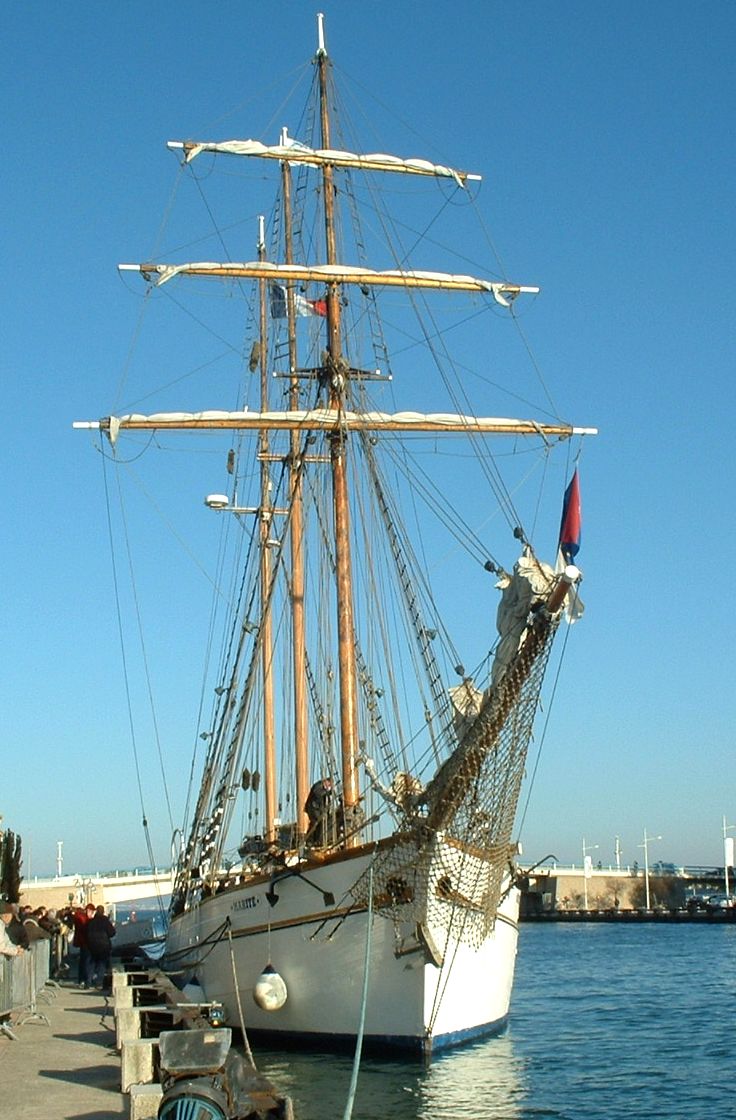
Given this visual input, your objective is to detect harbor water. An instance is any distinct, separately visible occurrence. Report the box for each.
[252,922,736,1119]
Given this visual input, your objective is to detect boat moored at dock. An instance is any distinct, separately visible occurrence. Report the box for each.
[75,13,595,1057]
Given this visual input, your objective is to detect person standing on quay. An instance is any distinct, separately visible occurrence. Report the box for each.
[22,907,52,943]
[4,904,29,949]
[73,903,96,988]
[85,906,116,990]
[0,902,23,957]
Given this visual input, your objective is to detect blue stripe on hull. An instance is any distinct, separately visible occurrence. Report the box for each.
[431,1012,509,1053]
[239,1012,508,1060]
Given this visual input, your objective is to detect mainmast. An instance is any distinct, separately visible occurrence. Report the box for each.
[257,216,278,844]
[316,24,361,834]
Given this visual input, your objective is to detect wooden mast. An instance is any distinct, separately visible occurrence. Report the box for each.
[317,26,361,835]
[257,215,278,844]
[281,149,310,842]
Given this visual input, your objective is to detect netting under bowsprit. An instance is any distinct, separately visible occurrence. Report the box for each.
[350,612,560,949]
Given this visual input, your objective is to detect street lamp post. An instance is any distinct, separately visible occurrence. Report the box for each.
[582,838,599,910]
[723,816,736,897]
[639,829,662,910]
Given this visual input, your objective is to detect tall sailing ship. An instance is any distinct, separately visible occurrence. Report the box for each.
[76,16,595,1057]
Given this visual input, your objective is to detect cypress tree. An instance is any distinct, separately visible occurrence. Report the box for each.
[0,829,23,903]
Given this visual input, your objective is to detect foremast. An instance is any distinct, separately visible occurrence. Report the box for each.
[280,151,310,844]
[256,217,278,845]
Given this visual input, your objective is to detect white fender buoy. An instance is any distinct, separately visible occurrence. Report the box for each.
[253,963,288,1011]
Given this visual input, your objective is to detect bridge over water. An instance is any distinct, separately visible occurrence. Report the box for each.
[521,863,733,912]
[20,863,732,913]
[21,869,173,909]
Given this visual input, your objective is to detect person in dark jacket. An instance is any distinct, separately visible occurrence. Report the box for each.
[73,903,96,987]
[85,906,116,990]
[305,776,335,847]
[22,909,52,942]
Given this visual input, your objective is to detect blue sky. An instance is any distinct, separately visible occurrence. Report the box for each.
[3,1,735,877]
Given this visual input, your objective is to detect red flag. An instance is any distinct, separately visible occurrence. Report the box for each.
[558,469,581,563]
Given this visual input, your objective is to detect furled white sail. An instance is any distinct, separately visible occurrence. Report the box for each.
[119,260,538,306]
[73,409,597,445]
[168,138,479,185]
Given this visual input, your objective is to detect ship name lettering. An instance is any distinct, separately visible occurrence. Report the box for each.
[232,896,259,912]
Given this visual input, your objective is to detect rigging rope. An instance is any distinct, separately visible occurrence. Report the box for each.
[101,447,169,873]
[226,923,255,1066]
[342,864,373,1120]
[516,580,579,840]
[113,466,174,833]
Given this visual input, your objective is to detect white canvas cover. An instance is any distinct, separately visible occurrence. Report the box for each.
[174,138,477,186]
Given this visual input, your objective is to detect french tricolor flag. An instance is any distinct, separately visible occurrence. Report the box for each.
[270,282,327,320]
[558,469,582,564]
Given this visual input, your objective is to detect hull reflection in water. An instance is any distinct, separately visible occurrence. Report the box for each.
[258,1034,524,1120]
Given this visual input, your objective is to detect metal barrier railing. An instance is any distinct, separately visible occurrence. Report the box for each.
[0,951,12,1029]
[51,928,67,978]
[0,937,56,1039]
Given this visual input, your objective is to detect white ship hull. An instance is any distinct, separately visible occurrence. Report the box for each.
[165,840,520,1056]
